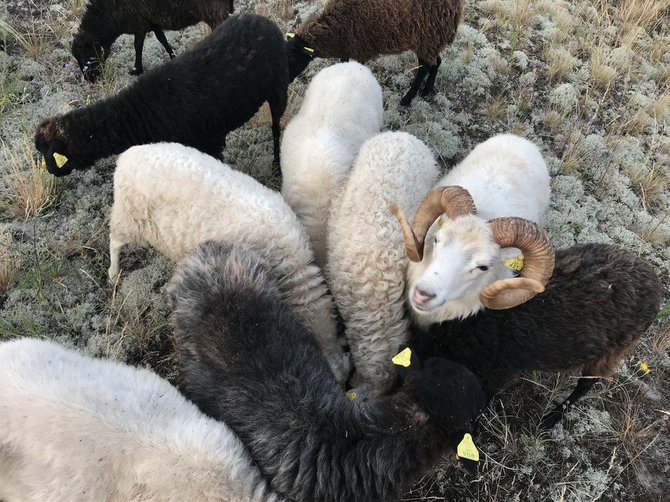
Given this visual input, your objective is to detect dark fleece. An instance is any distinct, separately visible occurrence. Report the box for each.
[73,0,234,52]
[410,243,663,399]
[169,241,485,502]
[296,0,464,64]
[36,13,288,176]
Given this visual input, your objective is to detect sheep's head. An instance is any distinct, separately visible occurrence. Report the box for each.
[286,33,315,82]
[391,186,555,322]
[34,117,76,176]
[71,35,107,83]
[394,351,485,435]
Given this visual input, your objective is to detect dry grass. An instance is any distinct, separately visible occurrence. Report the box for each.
[620,0,670,33]
[254,0,297,22]
[628,164,670,210]
[485,94,507,121]
[546,47,579,82]
[1,137,58,220]
[0,16,52,60]
[590,47,618,89]
[0,227,20,295]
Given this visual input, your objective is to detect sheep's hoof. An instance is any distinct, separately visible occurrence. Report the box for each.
[420,86,436,99]
[399,96,413,107]
[539,408,564,430]
[129,67,143,76]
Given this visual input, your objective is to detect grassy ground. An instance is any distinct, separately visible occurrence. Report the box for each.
[0,0,668,500]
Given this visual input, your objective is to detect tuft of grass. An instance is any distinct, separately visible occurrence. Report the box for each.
[620,0,670,33]
[254,0,297,22]
[628,164,670,210]
[0,227,20,295]
[546,47,579,82]
[590,47,618,89]
[485,93,507,121]
[0,17,51,60]
[1,137,59,220]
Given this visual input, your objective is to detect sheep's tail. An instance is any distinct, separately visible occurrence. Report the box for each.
[278,266,351,383]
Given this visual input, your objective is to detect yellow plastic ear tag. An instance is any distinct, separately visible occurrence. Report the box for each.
[505,255,524,272]
[392,347,412,367]
[304,47,315,54]
[346,391,358,401]
[53,152,69,168]
[286,32,295,39]
[457,433,479,462]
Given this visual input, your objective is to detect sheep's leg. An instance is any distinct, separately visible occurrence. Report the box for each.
[400,58,430,107]
[130,33,146,76]
[268,93,287,174]
[420,56,442,97]
[153,28,176,59]
[108,237,125,282]
[539,376,598,430]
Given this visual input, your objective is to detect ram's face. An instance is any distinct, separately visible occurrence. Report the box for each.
[407,215,499,313]
[71,37,105,82]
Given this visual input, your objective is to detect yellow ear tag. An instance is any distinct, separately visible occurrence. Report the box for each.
[392,347,412,367]
[346,391,358,401]
[505,255,524,272]
[457,433,479,462]
[286,32,295,39]
[53,152,69,168]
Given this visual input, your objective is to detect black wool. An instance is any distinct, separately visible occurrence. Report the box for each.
[410,243,663,428]
[169,241,485,502]
[37,13,289,177]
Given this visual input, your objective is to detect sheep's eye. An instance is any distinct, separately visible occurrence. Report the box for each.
[434,236,438,244]
[477,265,489,272]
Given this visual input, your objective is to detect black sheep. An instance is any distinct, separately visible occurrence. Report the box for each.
[409,243,663,429]
[72,0,234,81]
[37,13,289,177]
[169,241,485,502]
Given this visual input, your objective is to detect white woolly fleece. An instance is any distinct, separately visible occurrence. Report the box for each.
[327,132,439,394]
[281,61,383,268]
[407,133,551,326]
[108,143,349,382]
[0,338,278,502]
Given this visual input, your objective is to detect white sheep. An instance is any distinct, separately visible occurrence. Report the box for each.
[391,134,555,327]
[281,61,383,267]
[108,143,350,382]
[327,131,438,394]
[0,337,278,502]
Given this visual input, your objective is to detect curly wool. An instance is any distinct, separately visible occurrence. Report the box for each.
[37,13,288,176]
[109,143,349,382]
[296,0,463,64]
[327,132,439,393]
[281,62,383,267]
[170,241,485,502]
[0,338,278,502]
[72,0,234,78]
[410,243,663,400]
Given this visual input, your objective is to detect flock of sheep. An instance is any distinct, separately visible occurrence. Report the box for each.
[0,0,665,501]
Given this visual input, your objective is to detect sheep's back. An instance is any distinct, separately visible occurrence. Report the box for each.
[327,132,439,389]
[0,338,276,501]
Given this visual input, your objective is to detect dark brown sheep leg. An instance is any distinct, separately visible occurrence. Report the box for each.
[400,58,430,106]
[420,56,442,97]
[154,28,176,59]
[539,376,598,430]
[269,95,287,174]
[130,33,146,75]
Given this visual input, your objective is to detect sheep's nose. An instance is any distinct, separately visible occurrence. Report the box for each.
[413,287,436,306]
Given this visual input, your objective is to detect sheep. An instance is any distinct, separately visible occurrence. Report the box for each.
[169,240,486,502]
[108,142,350,382]
[72,0,234,82]
[286,0,465,105]
[327,131,439,394]
[391,134,555,327]
[36,13,289,177]
[0,337,279,502]
[280,61,383,267]
[409,243,664,429]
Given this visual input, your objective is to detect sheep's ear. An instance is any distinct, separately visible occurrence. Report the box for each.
[44,140,73,176]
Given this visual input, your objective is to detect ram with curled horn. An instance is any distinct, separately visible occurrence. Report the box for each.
[390,134,555,327]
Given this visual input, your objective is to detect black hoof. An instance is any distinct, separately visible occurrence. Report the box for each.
[129,67,143,76]
[399,96,413,107]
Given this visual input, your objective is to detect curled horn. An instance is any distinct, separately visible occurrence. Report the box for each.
[479,217,555,310]
[390,186,477,262]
